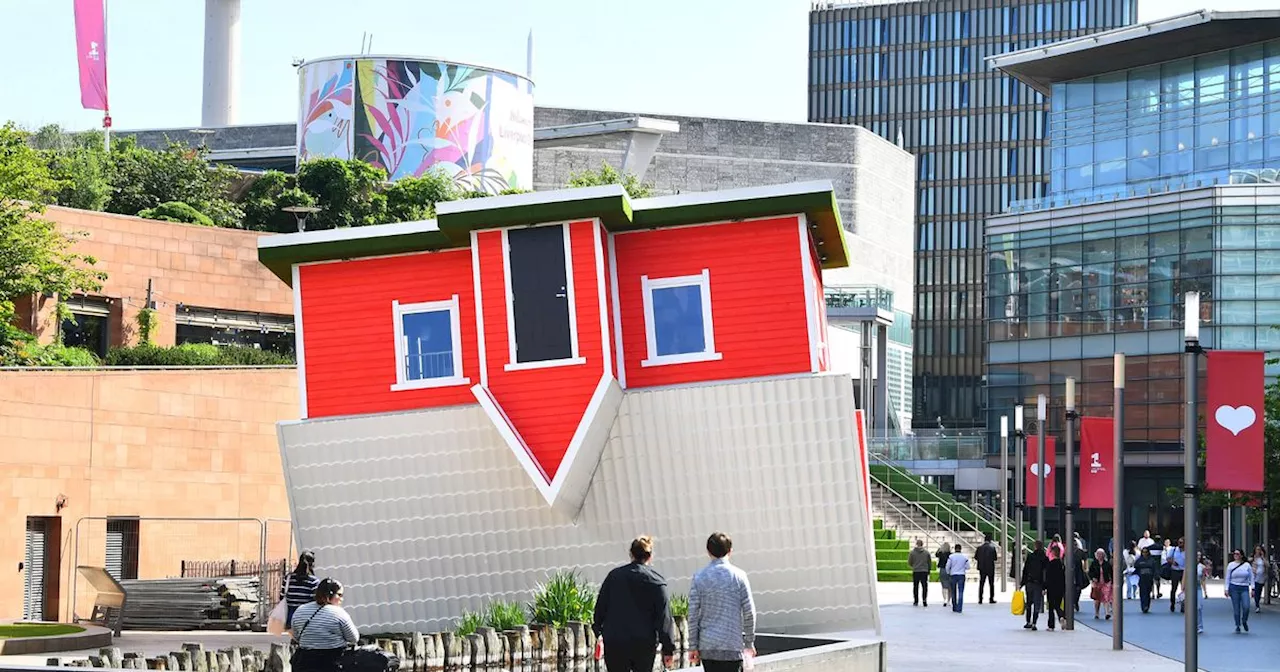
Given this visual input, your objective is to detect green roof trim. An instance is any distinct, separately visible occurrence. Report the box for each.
[256,182,848,284]
[435,186,632,243]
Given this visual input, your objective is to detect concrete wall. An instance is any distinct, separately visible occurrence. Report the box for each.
[0,368,298,621]
[280,373,880,635]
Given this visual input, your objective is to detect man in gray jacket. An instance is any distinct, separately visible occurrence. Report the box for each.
[908,539,932,607]
[689,532,756,672]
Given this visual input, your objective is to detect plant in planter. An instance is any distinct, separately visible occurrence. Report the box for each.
[455,609,484,637]
[528,569,596,628]
[484,600,527,631]
[670,593,689,619]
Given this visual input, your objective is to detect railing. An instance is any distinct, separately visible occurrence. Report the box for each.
[824,285,894,311]
[867,453,989,542]
[973,501,1035,554]
[872,492,975,573]
[868,435,987,461]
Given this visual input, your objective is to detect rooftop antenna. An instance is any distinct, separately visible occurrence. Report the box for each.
[360,32,367,53]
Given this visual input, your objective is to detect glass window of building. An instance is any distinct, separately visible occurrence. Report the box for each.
[61,296,111,359]
[175,306,295,354]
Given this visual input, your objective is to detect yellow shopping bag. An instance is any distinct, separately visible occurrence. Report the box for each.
[1011,589,1025,616]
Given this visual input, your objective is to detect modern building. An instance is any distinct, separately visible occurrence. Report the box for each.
[808,0,1138,428]
[122,107,919,429]
[985,9,1280,543]
[266,182,882,637]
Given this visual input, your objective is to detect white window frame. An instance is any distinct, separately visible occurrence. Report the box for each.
[641,268,722,367]
[390,295,470,391]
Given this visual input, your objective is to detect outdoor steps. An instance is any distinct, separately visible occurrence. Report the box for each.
[868,463,1036,552]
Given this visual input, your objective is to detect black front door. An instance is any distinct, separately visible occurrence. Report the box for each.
[507,225,573,363]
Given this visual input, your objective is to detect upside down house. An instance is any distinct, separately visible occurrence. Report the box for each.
[259,182,881,635]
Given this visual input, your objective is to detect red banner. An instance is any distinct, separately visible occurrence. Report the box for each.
[1026,436,1056,507]
[1079,417,1115,509]
[1207,351,1265,492]
[74,0,109,111]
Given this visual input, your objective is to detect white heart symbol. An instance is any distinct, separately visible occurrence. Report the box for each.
[1215,405,1257,436]
[1030,463,1052,477]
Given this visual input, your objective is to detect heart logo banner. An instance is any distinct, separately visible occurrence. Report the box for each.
[1026,436,1056,507]
[1207,351,1264,492]
[1079,417,1115,509]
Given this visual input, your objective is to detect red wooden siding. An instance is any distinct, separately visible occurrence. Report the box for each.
[475,220,608,482]
[614,216,812,389]
[299,251,478,418]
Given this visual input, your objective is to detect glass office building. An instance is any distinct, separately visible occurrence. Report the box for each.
[986,11,1280,542]
[808,0,1136,428]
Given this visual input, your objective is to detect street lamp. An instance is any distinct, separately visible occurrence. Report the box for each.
[1036,394,1047,540]
[1000,415,1009,593]
[1064,377,1077,631]
[1114,353,1126,651]
[283,205,322,232]
[1183,292,1202,671]
[1015,405,1025,584]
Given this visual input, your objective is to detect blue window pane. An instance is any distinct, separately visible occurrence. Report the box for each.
[652,285,706,357]
[401,310,454,380]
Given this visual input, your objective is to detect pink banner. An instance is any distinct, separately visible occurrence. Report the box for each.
[74,0,108,111]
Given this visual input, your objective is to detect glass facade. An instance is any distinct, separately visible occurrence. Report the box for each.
[1047,38,1280,204]
[809,0,1137,428]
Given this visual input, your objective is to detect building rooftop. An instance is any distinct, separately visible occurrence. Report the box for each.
[988,9,1280,94]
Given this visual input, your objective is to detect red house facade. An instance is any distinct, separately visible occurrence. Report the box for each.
[260,182,849,514]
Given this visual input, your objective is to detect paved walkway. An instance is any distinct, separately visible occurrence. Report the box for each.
[875,581,1184,672]
[1076,578,1280,672]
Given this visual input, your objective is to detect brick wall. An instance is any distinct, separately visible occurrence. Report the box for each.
[20,207,293,347]
[0,369,298,621]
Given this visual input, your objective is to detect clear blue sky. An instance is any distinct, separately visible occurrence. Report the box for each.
[0,0,1272,132]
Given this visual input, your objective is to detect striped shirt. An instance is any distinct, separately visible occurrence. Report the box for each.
[688,558,756,662]
[280,574,321,610]
[290,603,359,650]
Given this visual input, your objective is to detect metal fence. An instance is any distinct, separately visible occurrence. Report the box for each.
[179,558,290,611]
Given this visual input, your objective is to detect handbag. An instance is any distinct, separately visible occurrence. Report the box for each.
[290,605,326,661]
[1160,563,1173,581]
[1011,590,1025,616]
[268,575,292,635]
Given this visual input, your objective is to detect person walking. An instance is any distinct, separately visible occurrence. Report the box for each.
[976,533,998,605]
[1072,544,1089,613]
[289,578,359,672]
[1123,541,1139,601]
[908,539,932,607]
[1049,534,1065,561]
[1176,581,1204,634]
[946,544,971,613]
[593,536,677,671]
[1157,538,1172,599]
[1088,549,1114,620]
[1225,548,1256,633]
[1252,545,1267,614]
[1165,537,1187,613]
[1044,545,1067,631]
[1134,546,1160,613]
[687,532,756,672]
[281,551,321,627]
[1137,530,1157,554]
[936,542,953,608]
[1020,541,1049,631]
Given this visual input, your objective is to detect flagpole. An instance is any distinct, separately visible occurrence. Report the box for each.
[1113,354,1125,650]
[102,0,110,153]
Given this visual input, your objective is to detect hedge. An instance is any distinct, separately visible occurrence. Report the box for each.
[104,343,294,366]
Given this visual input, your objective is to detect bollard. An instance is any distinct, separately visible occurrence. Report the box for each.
[266,643,289,672]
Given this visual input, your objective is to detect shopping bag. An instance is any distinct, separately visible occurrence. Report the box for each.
[267,598,289,635]
[1011,590,1025,616]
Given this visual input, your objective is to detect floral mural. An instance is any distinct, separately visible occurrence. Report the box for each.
[297,59,355,162]
[297,57,533,194]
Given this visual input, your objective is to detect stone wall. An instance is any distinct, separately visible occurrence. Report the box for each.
[0,369,298,621]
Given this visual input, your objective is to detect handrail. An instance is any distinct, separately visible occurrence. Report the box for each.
[973,501,1035,555]
[873,496,977,573]
[868,457,988,541]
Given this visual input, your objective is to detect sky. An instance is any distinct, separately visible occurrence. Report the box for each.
[0,0,1275,133]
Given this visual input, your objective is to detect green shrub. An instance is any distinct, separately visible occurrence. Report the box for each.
[455,610,483,637]
[103,343,293,366]
[483,601,527,631]
[528,570,596,627]
[138,201,214,226]
[0,336,100,367]
[670,593,689,620]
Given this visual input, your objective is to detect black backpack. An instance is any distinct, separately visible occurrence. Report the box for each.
[339,646,400,672]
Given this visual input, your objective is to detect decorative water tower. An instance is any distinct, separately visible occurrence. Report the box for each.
[296,56,534,193]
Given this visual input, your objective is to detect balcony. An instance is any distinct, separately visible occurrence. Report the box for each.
[868,429,986,463]
[825,285,894,327]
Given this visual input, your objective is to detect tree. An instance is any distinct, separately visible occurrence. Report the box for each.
[296,158,387,229]
[566,163,654,199]
[0,123,58,202]
[239,171,318,233]
[384,168,462,221]
[30,125,111,212]
[106,138,243,228]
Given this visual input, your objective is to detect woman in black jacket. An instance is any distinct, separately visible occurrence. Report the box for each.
[1088,548,1114,620]
[1044,546,1067,631]
[1133,546,1160,613]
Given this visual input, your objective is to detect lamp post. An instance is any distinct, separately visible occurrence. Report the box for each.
[283,205,322,232]
[1015,405,1025,585]
[1064,378,1077,631]
[1113,354,1126,650]
[1036,394,1047,540]
[1001,416,1009,593]
[1183,292,1202,672]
